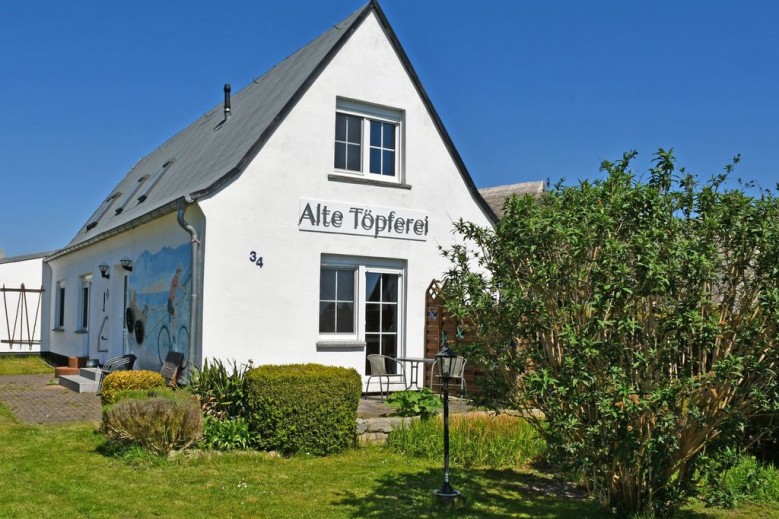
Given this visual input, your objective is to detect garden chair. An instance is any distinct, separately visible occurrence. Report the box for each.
[365,354,406,400]
[97,354,137,391]
[429,355,467,396]
[160,351,185,387]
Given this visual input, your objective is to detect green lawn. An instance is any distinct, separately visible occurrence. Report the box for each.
[0,354,53,375]
[3,405,779,519]
[0,356,778,518]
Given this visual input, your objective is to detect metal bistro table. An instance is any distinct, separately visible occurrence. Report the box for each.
[396,357,435,391]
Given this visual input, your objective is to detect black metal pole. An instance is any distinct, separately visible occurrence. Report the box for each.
[442,378,453,494]
[435,378,460,500]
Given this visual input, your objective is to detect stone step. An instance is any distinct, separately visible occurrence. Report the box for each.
[79,367,102,381]
[54,366,80,378]
[59,374,99,393]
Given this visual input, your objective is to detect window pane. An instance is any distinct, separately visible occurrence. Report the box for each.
[366,273,381,301]
[346,144,361,171]
[336,270,354,301]
[382,304,397,332]
[365,336,381,373]
[320,269,336,300]
[58,287,65,326]
[369,148,381,174]
[336,302,354,333]
[383,123,395,148]
[370,120,381,147]
[319,302,335,333]
[346,115,361,143]
[365,303,380,332]
[334,142,346,170]
[82,286,89,329]
[382,335,398,359]
[382,274,398,302]
[382,150,395,176]
[335,113,347,141]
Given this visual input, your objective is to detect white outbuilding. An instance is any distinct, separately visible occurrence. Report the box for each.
[41,1,496,389]
[0,252,48,355]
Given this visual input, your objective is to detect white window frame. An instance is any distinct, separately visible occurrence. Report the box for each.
[77,274,92,332]
[318,255,405,363]
[54,280,66,330]
[319,266,358,341]
[334,99,403,183]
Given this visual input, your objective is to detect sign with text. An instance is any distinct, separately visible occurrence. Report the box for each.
[298,198,428,241]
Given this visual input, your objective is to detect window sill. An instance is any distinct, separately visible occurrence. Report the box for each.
[52,327,64,332]
[75,329,88,334]
[328,174,411,190]
[316,340,366,351]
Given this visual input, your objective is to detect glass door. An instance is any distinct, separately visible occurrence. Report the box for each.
[364,271,400,373]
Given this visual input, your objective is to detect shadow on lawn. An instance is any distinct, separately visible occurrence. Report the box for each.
[334,467,719,519]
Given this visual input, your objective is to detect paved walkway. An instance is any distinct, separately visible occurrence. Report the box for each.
[0,373,472,425]
[0,374,102,424]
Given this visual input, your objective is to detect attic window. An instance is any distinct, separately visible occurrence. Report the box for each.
[85,193,121,231]
[137,159,175,204]
[334,100,402,183]
[114,176,149,215]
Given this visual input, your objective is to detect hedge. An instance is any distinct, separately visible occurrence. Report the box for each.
[100,370,165,405]
[245,363,361,455]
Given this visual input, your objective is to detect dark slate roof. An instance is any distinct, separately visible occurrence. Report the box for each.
[48,0,495,261]
[479,181,545,218]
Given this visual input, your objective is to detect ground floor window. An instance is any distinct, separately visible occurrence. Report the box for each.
[319,256,404,374]
[77,274,91,331]
[54,281,66,329]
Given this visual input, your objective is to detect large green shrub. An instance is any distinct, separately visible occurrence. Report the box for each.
[443,150,779,516]
[102,393,202,455]
[245,363,361,455]
[101,370,165,405]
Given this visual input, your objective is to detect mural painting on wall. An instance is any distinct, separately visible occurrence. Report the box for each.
[125,243,191,370]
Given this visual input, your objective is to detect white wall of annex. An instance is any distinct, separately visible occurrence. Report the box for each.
[198,11,492,383]
[0,256,45,354]
[44,210,204,367]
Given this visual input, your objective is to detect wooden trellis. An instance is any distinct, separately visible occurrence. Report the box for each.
[1,284,43,350]
[423,279,483,394]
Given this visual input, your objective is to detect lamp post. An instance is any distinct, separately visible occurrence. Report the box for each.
[434,342,461,503]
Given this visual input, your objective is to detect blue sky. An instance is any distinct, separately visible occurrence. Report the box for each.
[1,1,778,257]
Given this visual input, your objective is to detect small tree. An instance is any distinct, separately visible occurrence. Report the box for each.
[443,150,779,516]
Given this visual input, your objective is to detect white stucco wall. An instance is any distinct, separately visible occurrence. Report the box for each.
[44,210,205,367]
[198,12,493,388]
[0,255,45,354]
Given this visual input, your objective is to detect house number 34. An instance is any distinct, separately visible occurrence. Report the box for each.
[249,251,264,268]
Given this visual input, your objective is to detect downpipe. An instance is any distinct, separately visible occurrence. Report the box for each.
[177,198,201,383]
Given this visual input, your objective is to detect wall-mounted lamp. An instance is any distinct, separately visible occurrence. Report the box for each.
[120,257,134,272]
[98,264,110,279]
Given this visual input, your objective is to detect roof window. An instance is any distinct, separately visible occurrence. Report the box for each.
[114,175,149,215]
[85,193,121,231]
[137,159,175,204]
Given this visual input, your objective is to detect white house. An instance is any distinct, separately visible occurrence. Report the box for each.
[41,1,497,389]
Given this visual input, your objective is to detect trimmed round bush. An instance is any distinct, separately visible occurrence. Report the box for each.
[101,370,165,405]
[246,363,361,455]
